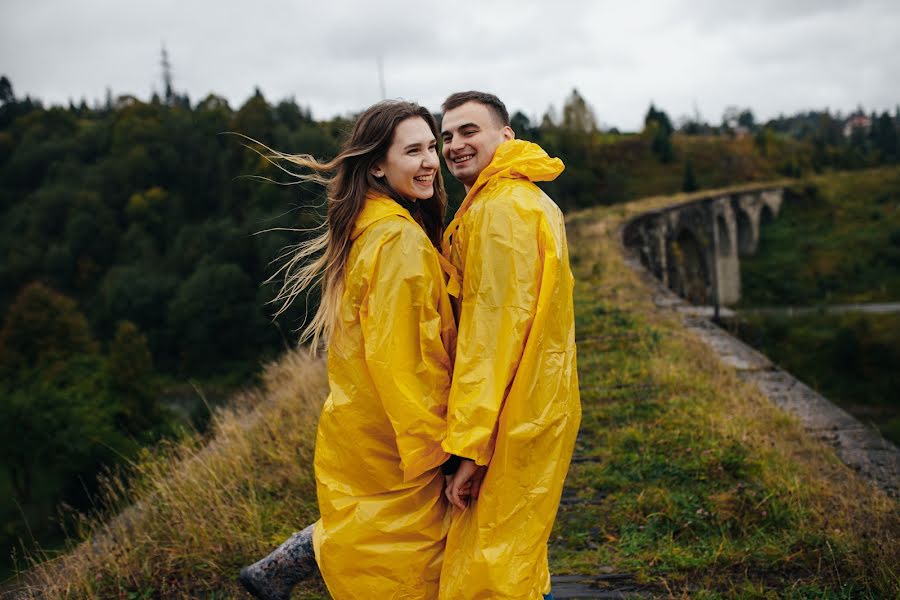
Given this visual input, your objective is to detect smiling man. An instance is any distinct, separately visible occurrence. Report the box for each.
[438,91,581,600]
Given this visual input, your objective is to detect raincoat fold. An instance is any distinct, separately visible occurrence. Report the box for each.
[313,196,456,599]
[439,140,581,599]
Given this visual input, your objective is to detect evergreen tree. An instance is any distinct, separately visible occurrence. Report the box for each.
[561,88,598,134]
[682,157,698,192]
[644,104,675,163]
[108,320,159,433]
[0,76,15,104]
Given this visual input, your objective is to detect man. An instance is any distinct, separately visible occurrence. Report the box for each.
[438,91,581,600]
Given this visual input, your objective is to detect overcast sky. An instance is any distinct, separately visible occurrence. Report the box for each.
[2,0,899,131]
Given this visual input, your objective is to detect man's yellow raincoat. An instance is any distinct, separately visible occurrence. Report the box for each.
[312,196,456,599]
[439,140,581,599]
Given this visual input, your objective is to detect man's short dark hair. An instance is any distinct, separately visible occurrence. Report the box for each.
[442,91,510,127]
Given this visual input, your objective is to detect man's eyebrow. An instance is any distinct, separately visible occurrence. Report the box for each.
[441,122,479,137]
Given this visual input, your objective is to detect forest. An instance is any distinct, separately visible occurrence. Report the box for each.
[1,72,899,573]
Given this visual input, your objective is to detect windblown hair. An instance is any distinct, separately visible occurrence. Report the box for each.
[262,100,447,352]
[442,91,510,127]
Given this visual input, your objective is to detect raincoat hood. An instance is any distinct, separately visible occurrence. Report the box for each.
[443,139,564,258]
[473,138,565,188]
[351,194,417,241]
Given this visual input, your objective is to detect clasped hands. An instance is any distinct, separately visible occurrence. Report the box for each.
[445,459,487,509]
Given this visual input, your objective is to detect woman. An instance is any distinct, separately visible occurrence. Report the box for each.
[239,101,458,599]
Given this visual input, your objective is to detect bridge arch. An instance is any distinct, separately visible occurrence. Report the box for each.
[760,204,775,226]
[667,227,711,305]
[716,214,732,257]
[736,208,754,256]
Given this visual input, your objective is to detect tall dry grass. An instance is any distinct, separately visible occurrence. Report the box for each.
[9,348,329,599]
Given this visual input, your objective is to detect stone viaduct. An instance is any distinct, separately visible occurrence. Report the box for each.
[622,188,785,308]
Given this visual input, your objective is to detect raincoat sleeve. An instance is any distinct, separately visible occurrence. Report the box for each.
[360,225,452,482]
[443,201,541,466]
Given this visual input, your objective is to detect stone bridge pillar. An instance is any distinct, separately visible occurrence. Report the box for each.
[623,187,785,307]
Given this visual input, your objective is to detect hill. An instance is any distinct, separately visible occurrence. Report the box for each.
[9,184,899,599]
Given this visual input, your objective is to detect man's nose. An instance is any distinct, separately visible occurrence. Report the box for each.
[446,135,464,154]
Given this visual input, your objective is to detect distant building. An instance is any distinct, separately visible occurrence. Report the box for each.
[843,114,872,138]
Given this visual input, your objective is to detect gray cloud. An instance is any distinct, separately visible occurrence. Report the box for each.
[1,0,898,130]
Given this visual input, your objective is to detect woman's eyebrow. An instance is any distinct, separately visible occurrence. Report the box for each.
[403,140,429,151]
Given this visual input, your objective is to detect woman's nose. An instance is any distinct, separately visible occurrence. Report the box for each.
[423,150,439,169]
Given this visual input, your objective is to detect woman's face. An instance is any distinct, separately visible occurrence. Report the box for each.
[374,116,439,201]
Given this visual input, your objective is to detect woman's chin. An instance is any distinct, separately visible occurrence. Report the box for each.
[405,191,434,202]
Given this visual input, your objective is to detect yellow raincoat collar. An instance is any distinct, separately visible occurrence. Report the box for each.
[351,194,418,241]
[351,194,463,295]
[441,139,564,266]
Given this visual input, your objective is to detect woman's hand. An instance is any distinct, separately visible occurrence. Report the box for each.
[445,460,487,509]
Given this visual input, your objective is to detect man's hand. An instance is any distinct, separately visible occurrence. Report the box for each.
[445,460,488,509]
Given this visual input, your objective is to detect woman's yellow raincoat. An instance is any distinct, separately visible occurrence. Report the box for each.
[312,196,456,599]
[439,140,581,599]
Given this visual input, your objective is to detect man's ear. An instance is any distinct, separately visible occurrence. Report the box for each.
[502,125,515,141]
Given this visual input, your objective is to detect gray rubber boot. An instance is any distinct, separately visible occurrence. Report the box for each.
[238,523,318,600]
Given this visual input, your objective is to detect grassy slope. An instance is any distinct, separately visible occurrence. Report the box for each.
[9,184,899,599]
[739,166,900,306]
[559,190,898,597]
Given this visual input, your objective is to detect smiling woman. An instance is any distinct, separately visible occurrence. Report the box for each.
[237,100,458,600]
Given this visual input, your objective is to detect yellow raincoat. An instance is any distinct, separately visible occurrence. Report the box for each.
[312,195,456,599]
[439,140,581,599]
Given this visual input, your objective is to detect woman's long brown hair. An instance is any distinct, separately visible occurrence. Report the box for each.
[259,100,447,352]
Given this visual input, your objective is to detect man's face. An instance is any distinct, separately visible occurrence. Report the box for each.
[440,101,514,190]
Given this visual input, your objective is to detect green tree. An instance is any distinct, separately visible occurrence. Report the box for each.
[682,157,698,192]
[873,112,898,162]
[0,354,131,504]
[168,262,260,370]
[0,76,13,104]
[108,320,158,434]
[644,103,675,163]
[0,282,97,376]
[561,88,598,134]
